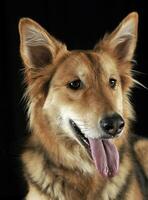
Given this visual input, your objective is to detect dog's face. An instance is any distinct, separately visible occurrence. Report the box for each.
[19,12,138,177]
[43,51,124,139]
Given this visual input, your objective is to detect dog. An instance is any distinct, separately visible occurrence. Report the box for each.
[19,12,148,200]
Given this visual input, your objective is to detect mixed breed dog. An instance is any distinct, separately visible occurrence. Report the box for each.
[18,12,148,199]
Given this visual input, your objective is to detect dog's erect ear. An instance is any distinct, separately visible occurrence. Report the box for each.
[19,18,66,68]
[95,12,138,62]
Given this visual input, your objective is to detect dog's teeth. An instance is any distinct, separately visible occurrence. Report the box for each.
[83,137,89,145]
[70,119,90,148]
[72,121,75,125]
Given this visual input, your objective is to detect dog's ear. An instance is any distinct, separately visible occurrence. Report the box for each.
[95,12,138,62]
[19,18,67,69]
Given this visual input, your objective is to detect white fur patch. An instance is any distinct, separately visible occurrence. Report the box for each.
[26,184,48,200]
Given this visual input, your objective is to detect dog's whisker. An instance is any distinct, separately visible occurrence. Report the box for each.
[132,78,148,90]
[132,69,147,75]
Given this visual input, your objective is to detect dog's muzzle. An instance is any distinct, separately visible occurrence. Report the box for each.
[100,113,125,137]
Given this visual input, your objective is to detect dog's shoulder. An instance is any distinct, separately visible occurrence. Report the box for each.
[128,134,148,199]
[133,136,148,178]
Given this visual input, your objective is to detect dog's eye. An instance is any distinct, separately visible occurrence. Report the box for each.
[67,79,82,90]
[109,78,117,89]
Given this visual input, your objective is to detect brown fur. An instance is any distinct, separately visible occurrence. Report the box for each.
[19,12,148,200]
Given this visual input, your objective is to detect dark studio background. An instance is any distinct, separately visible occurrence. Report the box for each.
[0,0,148,199]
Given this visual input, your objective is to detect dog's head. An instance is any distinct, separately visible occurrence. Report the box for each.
[19,12,138,177]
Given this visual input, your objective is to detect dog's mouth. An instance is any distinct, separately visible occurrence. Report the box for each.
[69,119,119,178]
[69,119,90,151]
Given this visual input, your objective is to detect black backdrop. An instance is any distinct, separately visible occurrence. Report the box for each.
[1,0,148,199]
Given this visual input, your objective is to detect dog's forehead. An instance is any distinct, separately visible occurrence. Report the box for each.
[58,50,118,78]
[98,52,118,75]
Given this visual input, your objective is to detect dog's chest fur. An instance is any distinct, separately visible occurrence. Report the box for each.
[22,142,142,200]
[22,146,101,200]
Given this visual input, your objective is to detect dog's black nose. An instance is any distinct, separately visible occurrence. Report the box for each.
[100,113,125,136]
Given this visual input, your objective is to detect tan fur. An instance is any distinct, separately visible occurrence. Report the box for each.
[134,139,148,177]
[19,12,147,199]
[126,178,143,200]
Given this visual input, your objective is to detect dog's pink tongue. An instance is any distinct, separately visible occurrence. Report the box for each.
[88,138,119,177]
